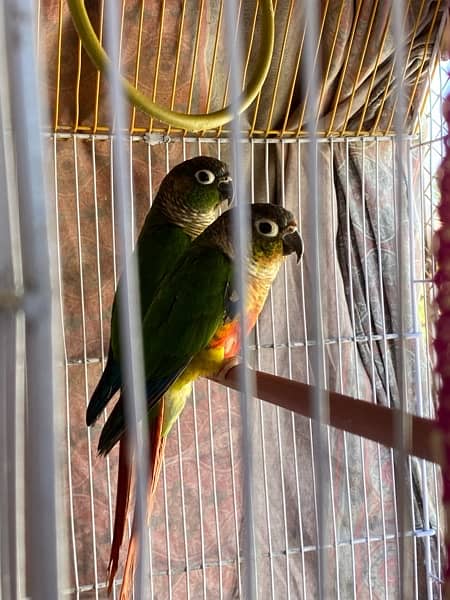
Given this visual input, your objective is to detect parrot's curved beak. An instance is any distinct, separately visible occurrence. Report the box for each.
[217,175,234,206]
[282,228,303,263]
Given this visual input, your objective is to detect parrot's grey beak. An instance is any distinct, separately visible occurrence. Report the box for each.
[217,175,234,206]
[282,229,303,263]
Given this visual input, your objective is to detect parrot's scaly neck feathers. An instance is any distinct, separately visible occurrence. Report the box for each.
[156,190,217,239]
[248,252,283,281]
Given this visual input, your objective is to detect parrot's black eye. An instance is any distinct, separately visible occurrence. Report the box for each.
[195,169,216,185]
[255,218,279,238]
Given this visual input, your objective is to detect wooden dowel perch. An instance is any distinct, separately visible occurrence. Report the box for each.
[211,367,444,467]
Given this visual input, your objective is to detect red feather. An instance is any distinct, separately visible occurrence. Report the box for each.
[107,403,166,599]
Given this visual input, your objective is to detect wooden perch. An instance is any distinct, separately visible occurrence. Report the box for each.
[211,367,444,467]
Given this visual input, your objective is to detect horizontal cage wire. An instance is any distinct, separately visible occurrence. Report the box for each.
[41,0,444,138]
[0,2,449,600]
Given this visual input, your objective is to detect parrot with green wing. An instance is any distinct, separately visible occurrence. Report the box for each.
[97,203,303,599]
[87,156,233,426]
[85,156,232,592]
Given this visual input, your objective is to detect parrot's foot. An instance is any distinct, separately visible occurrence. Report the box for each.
[215,356,241,380]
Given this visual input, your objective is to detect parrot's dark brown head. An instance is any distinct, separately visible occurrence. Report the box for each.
[198,203,303,278]
[250,203,303,264]
[156,156,233,238]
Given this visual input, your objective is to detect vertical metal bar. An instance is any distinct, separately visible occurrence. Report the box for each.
[297,141,310,382]
[74,17,82,132]
[181,139,208,599]
[225,384,243,597]
[221,129,241,593]
[265,154,282,581]
[206,380,224,598]
[147,0,166,133]
[342,435,357,598]
[175,416,190,599]
[343,139,357,599]
[360,140,373,599]
[168,139,191,599]
[391,2,409,595]
[91,138,105,373]
[160,147,173,600]
[191,383,208,599]
[197,137,224,597]
[328,138,342,599]
[52,137,80,599]
[130,138,136,246]
[190,138,208,594]
[104,0,149,595]
[145,139,155,600]
[416,123,434,592]
[224,1,257,597]
[277,141,292,600]
[256,142,276,600]
[3,0,66,597]
[344,139,361,399]
[53,0,64,131]
[73,136,100,599]
[91,137,117,600]
[255,326,275,600]
[294,139,324,598]
[420,65,443,595]
[0,12,25,597]
[161,457,173,599]
[110,139,118,289]
[374,138,389,598]
[303,1,327,596]
[406,137,433,599]
[296,139,310,598]
[390,136,402,588]
[408,458,419,599]
[290,419,307,600]
[92,0,105,133]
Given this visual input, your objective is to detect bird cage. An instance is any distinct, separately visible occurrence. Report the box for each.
[0,1,449,599]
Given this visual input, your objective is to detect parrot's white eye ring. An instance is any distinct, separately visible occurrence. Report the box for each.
[255,218,279,237]
[195,169,216,185]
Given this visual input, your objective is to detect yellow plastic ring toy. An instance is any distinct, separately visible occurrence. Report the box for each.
[67,0,275,132]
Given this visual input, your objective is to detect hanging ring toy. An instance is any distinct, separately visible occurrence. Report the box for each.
[67,0,275,132]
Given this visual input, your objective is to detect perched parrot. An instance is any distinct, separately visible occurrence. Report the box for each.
[97,203,303,599]
[87,156,233,425]
[85,156,233,592]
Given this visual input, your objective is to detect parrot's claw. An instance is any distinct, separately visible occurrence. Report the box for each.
[215,356,242,380]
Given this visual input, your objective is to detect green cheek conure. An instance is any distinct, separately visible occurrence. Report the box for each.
[85,156,232,596]
[87,156,233,426]
[98,203,303,599]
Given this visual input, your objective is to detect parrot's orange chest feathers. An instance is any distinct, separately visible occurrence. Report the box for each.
[208,273,275,359]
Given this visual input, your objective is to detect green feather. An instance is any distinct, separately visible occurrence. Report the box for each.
[110,223,191,358]
[141,246,231,381]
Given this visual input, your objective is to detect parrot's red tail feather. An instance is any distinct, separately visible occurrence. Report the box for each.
[107,437,132,594]
[119,403,166,600]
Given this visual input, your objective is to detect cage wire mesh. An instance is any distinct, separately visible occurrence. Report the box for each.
[0,1,449,599]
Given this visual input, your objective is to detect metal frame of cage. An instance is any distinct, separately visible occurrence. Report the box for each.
[0,1,448,599]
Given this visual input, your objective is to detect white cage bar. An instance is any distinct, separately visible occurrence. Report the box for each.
[0,2,447,600]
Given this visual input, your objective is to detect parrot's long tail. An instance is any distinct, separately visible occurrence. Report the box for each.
[107,437,132,594]
[119,406,166,600]
[104,403,165,599]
